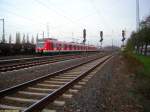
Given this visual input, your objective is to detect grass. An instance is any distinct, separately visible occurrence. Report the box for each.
[124,52,150,112]
[134,54,150,78]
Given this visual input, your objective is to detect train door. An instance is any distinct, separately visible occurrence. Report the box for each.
[45,40,50,51]
[49,40,53,51]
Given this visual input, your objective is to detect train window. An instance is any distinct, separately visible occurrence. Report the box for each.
[37,42,44,48]
[61,43,64,49]
[64,44,67,50]
[79,46,81,50]
[69,45,72,49]
[53,42,57,48]
[58,44,61,50]
[73,45,74,49]
[74,45,76,50]
[76,46,78,50]
[56,43,58,49]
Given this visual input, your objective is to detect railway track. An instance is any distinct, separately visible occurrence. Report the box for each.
[0,55,111,112]
[0,54,84,72]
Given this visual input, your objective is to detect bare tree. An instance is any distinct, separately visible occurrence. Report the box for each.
[22,34,26,44]
[126,15,150,55]
[26,34,29,44]
[36,33,38,43]
[9,34,12,44]
[16,32,21,44]
[31,35,34,44]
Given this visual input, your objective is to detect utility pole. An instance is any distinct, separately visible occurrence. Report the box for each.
[0,18,5,43]
[47,23,50,38]
[112,39,113,49]
[72,38,75,42]
[43,31,45,39]
[83,29,86,56]
[36,33,38,43]
[83,29,86,44]
[72,32,74,40]
[136,0,140,31]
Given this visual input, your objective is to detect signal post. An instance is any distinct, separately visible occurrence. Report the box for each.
[83,29,86,56]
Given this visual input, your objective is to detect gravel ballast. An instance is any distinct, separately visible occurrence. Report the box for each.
[0,54,102,91]
[58,54,142,112]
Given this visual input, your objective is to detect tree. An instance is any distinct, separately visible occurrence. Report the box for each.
[9,34,12,44]
[16,32,21,44]
[22,34,26,44]
[26,34,29,44]
[126,15,150,55]
[31,35,34,44]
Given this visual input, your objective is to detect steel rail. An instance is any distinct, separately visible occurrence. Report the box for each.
[0,55,82,72]
[23,55,111,112]
[0,55,80,68]
[0,54,83,65]
[0,55,104,98]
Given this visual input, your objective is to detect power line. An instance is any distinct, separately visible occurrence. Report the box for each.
[1,0,47,26]
[89,0,112,29]
[0,2,47,31]
[1,0,74,33]
[34,0,87,28]
[35,0,74,23]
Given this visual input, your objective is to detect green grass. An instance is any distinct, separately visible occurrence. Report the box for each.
[132,54,150,112]
[123,52,150,112]
[134,54,150,78]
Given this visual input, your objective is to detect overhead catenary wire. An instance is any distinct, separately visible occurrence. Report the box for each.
[0,9,44,29]
[34,0,76,23]
[89,0,112,30]
[34,0,88,28]
[0,0,62,38]
[0,0,48,27]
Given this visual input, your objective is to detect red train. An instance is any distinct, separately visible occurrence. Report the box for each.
[36,38,97,55]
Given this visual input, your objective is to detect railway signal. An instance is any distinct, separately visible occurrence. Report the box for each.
[100,31,103,47]
[121,30,126,49]
[100,31,103,42]
[83,29,86,44]
[122,30,126,42]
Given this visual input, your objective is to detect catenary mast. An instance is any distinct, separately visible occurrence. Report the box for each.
[136,0,140,31]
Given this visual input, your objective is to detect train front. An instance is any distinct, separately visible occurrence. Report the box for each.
[36,39,45,54]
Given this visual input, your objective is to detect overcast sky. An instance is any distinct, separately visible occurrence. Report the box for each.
[0,0,150,46]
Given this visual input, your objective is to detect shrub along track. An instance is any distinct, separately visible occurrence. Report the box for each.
[0,54,111,112]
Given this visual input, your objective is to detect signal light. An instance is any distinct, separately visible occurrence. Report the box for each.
[83,29,86,43]
[100,31,103,42]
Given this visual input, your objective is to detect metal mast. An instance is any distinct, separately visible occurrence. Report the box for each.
[47,23,50,38]
[0,18,5,43]
[136,0,140,31]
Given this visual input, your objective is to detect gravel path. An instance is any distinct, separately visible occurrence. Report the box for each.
[59,53,142,112]
[0,54,102,91]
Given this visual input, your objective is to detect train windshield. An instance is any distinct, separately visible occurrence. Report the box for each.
[37,40,44,48]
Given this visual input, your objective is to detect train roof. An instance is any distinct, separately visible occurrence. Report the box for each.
[37,38,97,48]
[38,38,58,41]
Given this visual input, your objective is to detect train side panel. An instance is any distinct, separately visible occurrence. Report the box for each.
[36,38,98,55]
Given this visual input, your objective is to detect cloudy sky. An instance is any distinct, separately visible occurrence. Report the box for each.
[0,0,150,46]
